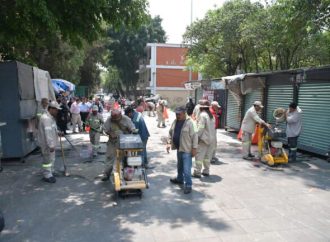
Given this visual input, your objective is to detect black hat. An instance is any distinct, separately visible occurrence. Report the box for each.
[175,106,186,113]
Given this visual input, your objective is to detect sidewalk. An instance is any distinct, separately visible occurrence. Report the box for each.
[0,111,329,242]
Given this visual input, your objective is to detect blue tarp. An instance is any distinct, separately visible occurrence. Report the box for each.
[51,79,75,94]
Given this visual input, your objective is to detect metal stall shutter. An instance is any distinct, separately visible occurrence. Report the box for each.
[244,88,264,114]
[266,85,294,142]
[226,91,241,130]
[298,83,330,156]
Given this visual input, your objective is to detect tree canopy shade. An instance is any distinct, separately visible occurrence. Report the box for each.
[104,15,167,95]
[183,0,330,78]
[0,0,148,62]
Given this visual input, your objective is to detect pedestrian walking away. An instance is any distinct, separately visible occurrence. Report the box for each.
[241,101,271,160]
[86,105,104,158]
[285,102,302,162]
[70,97,82,133]
[79,97,92,131]
[37,101,62,183]
[210,101,222,163]
[125,106,150,167]
[167,106,198,194]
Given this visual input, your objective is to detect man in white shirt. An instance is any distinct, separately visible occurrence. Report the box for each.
[70,97,82,133]
[79,97,91,131]
[285,102,302,162]
[241,101,271,160]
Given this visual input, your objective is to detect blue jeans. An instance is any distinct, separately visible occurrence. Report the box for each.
[288,136,298,162]
[176,151,192,188]
[142,139,148,165]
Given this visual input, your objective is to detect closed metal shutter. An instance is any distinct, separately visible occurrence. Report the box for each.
[226,91,241,130]
[266,85,294,142]
[298,83,330,156]
[244,88,263,114]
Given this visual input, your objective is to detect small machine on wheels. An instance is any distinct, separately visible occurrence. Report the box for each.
[112,134,149,198]
[257,108,288,166]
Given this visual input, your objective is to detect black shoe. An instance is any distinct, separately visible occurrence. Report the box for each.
[243,156,253,161]
[101,175,110,181]
[192,173,201,178]
[202,173,209,177]
[170,178,183,185]
[184,187,192,194]
[42,176,56,183]
[248,153,255,158]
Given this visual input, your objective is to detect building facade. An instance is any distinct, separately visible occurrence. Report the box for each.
[138,43,199,106]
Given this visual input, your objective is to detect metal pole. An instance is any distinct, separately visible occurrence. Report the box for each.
[189,0,193,83]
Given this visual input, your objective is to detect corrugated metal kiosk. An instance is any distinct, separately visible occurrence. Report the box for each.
[222,66,330,158]
[0,61,55,159]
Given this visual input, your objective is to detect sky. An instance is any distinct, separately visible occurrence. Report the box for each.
[148,0,227,44]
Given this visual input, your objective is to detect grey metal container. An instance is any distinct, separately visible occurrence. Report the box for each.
[0,61,37,159]
[119,134,143,149]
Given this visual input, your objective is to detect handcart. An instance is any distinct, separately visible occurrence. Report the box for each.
[112,134,149,198]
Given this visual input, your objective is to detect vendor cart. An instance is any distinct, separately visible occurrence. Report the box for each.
[112,134,149,198]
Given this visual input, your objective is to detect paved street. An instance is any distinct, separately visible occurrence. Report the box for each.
[1,111,330,242]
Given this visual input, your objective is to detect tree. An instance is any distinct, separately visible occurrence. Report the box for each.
[105,15,166,95]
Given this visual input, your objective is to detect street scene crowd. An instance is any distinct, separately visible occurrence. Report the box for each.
[36,94,301,196]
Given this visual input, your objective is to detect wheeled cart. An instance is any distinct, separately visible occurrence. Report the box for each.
[112,134,149,198]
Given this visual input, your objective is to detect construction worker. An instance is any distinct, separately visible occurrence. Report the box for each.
[156,100,165,127]
[241,101,271,160]
[37,101,62,183]
[193,100,215,178]
[86,105,104,158]
[125,106,150,167]
[101,109,135,181]
[167,106,198,194]
[285,102,302,162]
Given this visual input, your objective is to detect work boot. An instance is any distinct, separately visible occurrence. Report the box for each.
[170,178,183,185]
[202,172,210,177]
[184,187,192,194]
[192,172,201,178]
[248,153,255,158]
[42,176,56,183]
[100,174,110,181]
[243,156,253,161]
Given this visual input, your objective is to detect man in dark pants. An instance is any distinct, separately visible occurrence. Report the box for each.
[286,102,302,162]
[166,106,198,194]
[79,97,91,131]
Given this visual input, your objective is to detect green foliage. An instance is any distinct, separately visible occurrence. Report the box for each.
[0,0,148,90]
[105,15,166,95]
[183,0,330,78]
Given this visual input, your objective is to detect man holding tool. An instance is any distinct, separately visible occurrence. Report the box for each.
[37,101,64,183]
[86,105,104,158]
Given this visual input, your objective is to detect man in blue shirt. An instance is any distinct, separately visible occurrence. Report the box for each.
[125,106,150,167]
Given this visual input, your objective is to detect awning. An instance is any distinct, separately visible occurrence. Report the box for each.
[52,79,75,94]
[222,73,265,95]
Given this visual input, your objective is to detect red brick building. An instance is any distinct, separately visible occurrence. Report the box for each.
[138,43,199,106]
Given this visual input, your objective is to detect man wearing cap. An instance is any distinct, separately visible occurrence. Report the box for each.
[167,106,198,194]
[241,101,271,160]
[193,100,215,178]
[285,102,302,162]
[210,101,222,163]
[86,105,104,158]
[37,101,62,183]
[125,106,150,167]
[101,109,135,181]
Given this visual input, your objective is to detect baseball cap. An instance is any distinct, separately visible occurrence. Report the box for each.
[253,101,264,108]
[48,101,62,110]
[92,105,98,111]
[175,106,186,114]
[211,101,221,108]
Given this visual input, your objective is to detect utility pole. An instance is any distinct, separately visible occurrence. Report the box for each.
[189,0,193,83]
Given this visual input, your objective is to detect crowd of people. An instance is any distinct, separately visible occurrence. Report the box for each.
[36,94,301,196]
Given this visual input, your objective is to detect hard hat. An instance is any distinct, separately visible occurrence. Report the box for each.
[48,101,62,110]
[211,101,221,108]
